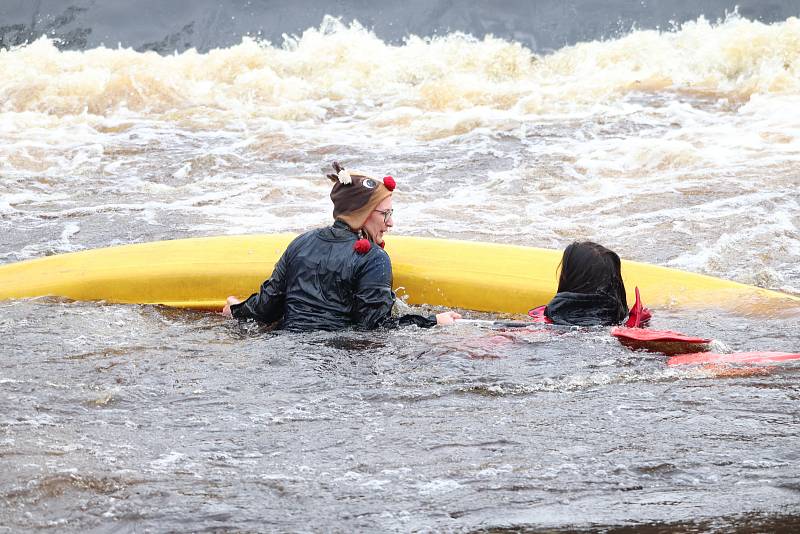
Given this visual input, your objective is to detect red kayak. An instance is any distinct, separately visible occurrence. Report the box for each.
[611,327,712,356]
[668,351,800,366]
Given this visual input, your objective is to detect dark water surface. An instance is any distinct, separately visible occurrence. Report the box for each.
[2,298,799,531]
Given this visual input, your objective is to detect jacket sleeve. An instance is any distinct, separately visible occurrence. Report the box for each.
[394,313,437,328]
[230,246,290,324]
[353,251,437,330]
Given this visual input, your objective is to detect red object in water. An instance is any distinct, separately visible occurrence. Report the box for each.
[611,328,711,344]
[667,351,800,366]
[527,305,553,324]
[625,287,652,327]
[383,176,396,191]
[611,327,712,356]
[353,239,371,254]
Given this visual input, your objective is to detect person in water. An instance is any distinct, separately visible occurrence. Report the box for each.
[222,162,461,330]
[522,243,793,375]
[529,241,645,327]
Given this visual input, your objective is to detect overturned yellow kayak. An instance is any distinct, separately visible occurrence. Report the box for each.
[0,234,797,315]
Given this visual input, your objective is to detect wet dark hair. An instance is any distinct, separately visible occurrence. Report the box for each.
[555,241,628,322]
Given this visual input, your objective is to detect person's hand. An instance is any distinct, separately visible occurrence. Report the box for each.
[221,296,240,318]
[435,311,462,326]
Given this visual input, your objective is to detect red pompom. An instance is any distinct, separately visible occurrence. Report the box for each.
[383,176,396,191]
[353,239,371,254]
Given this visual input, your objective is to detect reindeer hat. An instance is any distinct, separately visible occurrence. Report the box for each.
[327,161,396,232]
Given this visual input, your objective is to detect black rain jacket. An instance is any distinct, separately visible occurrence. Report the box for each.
[545,291,628,327]
[230,222,436,331]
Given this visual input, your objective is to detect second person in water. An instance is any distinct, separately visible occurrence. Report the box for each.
[529,241,649,327]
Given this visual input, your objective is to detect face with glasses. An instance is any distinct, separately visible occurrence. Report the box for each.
[363,196,394,244]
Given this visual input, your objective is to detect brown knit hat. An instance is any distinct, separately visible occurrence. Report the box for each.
[327,161,394,230]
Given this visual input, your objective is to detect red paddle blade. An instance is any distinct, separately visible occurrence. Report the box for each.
[668,352,800,366]
[611,327,712,356]
[625,287,651,327]
[611,327,711,344]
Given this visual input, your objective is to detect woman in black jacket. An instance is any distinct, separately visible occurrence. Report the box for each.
[532,241,631,327]
[222,162,461,331]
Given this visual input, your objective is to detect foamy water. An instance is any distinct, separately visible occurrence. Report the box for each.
[2,15,798,293]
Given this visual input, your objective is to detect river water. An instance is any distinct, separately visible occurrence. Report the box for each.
[2,12,800,533]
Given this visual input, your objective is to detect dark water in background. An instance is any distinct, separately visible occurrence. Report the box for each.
[1,0,799,53]
[2,1,800,532]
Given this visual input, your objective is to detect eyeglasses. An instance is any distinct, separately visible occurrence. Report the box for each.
[374,208,393,224]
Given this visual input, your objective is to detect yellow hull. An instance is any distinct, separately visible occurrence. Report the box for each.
[0,234,797,315]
